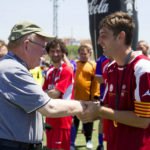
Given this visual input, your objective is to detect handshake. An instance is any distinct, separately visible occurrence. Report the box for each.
[77,101,101,123]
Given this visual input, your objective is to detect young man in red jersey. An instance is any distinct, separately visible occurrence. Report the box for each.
[43,39,73,150]
[79,11,150,150]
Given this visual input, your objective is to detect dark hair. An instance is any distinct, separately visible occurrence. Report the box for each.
[99,11,135,46]
[45,38,68,54]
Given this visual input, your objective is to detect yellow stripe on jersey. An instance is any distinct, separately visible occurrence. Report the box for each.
[135,107,150,111]
[135,101,150,105]
[135,110,150,115]
[134,101,150,118]
[135,103,150,109]
[134,113,150,118]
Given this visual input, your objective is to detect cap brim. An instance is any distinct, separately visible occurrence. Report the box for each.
[36,31,55,39]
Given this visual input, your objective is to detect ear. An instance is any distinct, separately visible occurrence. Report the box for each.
[117,31,126,41]
[23,40,29,51]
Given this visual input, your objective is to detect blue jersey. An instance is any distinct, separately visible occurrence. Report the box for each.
[95,55,109,100]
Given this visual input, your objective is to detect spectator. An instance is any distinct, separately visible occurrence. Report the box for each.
[72,45,100,149]
[43,39,74,150]
[136,40,150,57]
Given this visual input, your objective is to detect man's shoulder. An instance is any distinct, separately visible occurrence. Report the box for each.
[96,55,107,62]
[61,63,73,74]
[0,57,28,75]
[132,55,150,72]
[88,60,96,65]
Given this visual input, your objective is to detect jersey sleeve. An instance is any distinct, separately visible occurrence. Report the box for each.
[95,57,103,77]
[134,59,150,118]
[42,73,49,91]
[55,67,73,95]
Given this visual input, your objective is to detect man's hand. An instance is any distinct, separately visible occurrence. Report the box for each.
[77,101,101,123]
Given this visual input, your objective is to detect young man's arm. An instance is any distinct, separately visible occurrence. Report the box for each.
[78,101,150,129]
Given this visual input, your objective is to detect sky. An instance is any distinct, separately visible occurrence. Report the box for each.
[0,0,150,44]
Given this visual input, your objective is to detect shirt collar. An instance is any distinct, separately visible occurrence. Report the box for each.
[5,51,28,69]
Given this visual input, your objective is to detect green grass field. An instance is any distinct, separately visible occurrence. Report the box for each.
[75,120,106,150]
[75,120,98,150]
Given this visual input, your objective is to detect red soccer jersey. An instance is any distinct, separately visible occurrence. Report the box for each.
[103,55,150,150]
[43,63,73,129]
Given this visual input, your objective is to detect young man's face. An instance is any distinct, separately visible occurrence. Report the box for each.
[98,27,118,58]
[48,44,63,64]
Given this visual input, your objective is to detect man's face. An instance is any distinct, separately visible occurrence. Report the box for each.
[25,35,46,69]
[98,27,118,58]
[0,45,8,58]
[136,41,149,56]
[48,44,63,64]
[78,48,90,62]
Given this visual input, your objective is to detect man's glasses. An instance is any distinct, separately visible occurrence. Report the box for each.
[28,39,45,49]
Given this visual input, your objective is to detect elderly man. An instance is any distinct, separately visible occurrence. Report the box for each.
[0,21,87,150]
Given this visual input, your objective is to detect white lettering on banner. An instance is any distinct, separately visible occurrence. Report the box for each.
[125,0,133,16]
[88,0,109,15]
[134,0,138,11]
[125,0,138,15]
